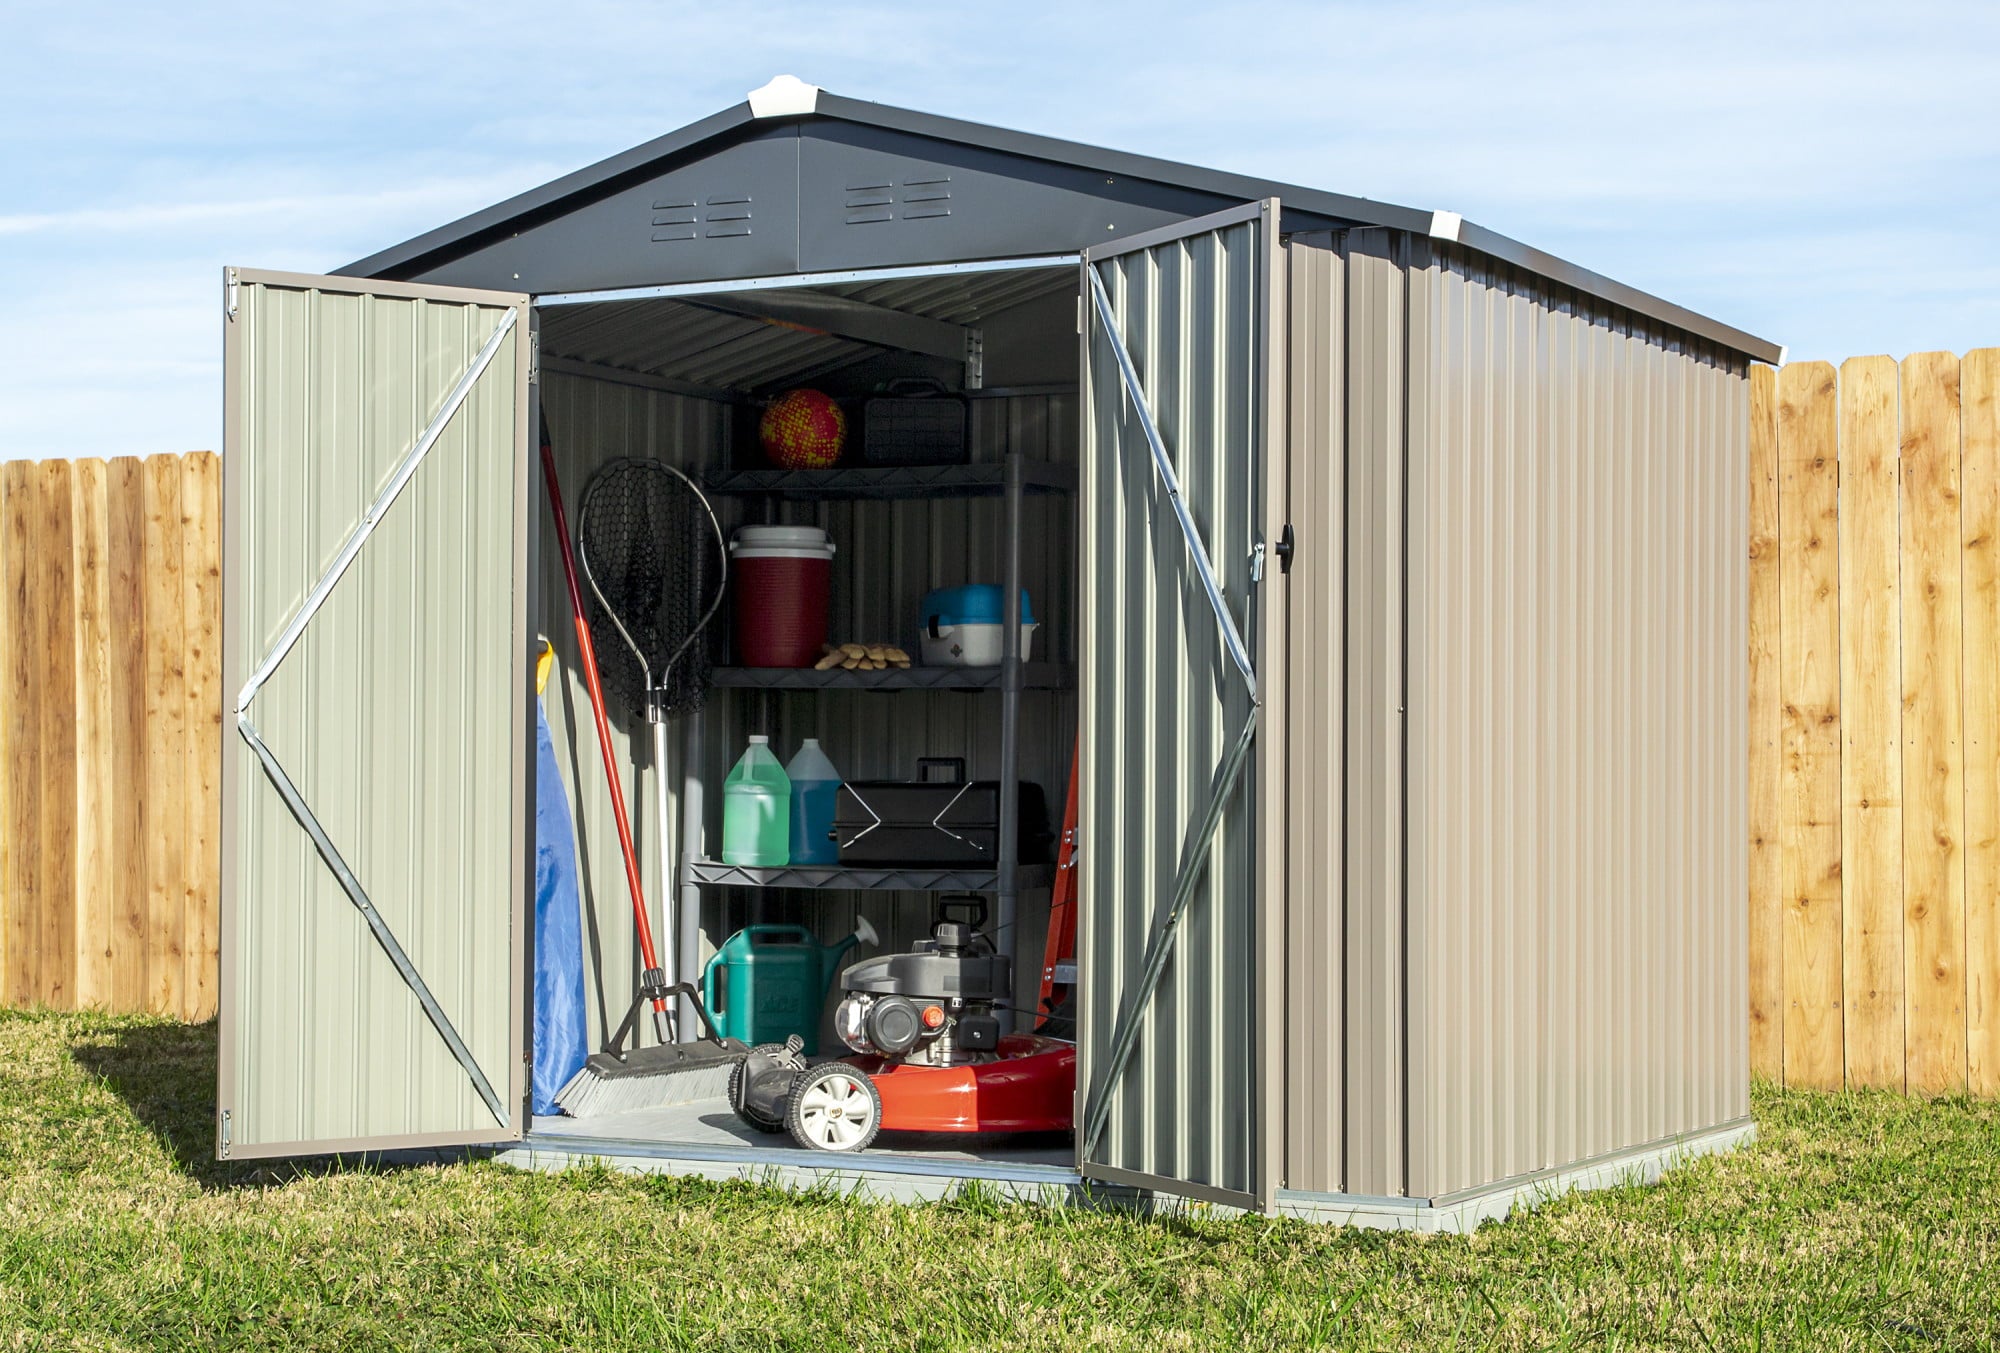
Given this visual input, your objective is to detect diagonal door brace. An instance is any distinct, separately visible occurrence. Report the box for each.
[1080,262,1262,1156]
[235,305,519,1128]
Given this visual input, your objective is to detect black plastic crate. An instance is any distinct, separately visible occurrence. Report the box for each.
[833,780,1050,867]
[862,380,968,466]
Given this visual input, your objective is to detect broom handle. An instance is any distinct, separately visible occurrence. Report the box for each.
[539,441,670,1035]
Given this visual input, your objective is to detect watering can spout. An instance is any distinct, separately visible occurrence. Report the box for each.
[822,915,880,994]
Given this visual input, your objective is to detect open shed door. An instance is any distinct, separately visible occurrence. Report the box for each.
[219,269,532,1159]
[1077,201,1286,1209]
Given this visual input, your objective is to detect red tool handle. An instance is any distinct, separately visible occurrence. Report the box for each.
[539,440,667,1010]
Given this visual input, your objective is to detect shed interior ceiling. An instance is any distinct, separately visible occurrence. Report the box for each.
[538,266,1076,397]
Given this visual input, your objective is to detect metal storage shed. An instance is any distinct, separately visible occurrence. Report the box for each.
[218,77,1770,1225]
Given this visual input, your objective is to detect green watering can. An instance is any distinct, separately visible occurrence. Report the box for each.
[702,917,878,1055]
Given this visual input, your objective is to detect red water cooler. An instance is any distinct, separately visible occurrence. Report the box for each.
[730,525,835,667]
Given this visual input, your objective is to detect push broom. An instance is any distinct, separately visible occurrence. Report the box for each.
[541,432,744,1117]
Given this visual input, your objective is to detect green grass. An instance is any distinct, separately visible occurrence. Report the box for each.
[1,1009,1996,1351]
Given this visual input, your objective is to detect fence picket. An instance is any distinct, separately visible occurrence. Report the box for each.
[1838,356,1906,1090]
[1900,351,1969,1095]
[1776,363,1846,1089]
[1960,348,2000,1095]
[107,458,151,1013]
[0,462,35,1008]
[1748,364,1784,1079]
[71,460,116,1009]
[142,455,188,1018]
[182,452,222,1021]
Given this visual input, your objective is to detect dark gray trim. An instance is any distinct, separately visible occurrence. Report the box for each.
[337,103,761,280]
[1450,222,1782,364]
[813,92,1435,238]
[340,92,1780,368]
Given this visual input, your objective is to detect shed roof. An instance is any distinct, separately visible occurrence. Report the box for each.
[341,78,1781,363]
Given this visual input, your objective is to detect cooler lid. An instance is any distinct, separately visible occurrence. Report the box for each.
[920,584,1034,626]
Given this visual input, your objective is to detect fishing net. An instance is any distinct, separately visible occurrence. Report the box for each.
[576,457,727,720]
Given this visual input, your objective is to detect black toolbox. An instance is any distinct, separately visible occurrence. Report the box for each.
[833,779,1051,867]
[862,379,968,466]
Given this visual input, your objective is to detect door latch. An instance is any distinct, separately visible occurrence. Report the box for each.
[1275,523,1296,574]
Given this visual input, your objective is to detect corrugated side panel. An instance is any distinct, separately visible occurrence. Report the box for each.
[539,374,1076,1041]
[1402,244,1750,1200]
[1282,237,1345,1194]
[1079,222,1263,1199]
[1279,231,1416,1197]
[227,282,522,1150]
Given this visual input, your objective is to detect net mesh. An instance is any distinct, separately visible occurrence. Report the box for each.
[576,457,726,719]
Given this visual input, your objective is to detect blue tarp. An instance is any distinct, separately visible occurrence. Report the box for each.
[532,701,588,1114]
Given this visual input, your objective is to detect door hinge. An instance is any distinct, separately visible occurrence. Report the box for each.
[225,268,240,322]
[1275,523,1296,574]
[1250,541,1266,583]
[218,1108,232,1158]
[527,329,540,385]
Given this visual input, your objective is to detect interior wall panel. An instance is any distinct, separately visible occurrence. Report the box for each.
[538,371,1076,1050]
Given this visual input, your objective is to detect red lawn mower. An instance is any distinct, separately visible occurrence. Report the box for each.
[728,897,1075,1152]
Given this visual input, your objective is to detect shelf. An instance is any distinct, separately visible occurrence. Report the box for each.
[710,663,1074,691]
[686,860,1057,892]
[705,459,1075,501]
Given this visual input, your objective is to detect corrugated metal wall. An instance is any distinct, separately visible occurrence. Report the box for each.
[1402,243,1749,1200]
[1079,217,1264,1201]
[222,277,525,1153]
[1281,234,1750,1201]
[538,372,1076,1046]
[1282,231,1415,1198]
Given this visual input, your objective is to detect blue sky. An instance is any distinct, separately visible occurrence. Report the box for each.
[4,0,1996,459]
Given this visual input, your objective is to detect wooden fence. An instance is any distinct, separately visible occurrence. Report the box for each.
[4,359,1998,1093]
[1751,350,2000,1095]
[0,452,220,1022]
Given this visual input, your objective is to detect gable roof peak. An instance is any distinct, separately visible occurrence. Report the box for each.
[748,75,820,118]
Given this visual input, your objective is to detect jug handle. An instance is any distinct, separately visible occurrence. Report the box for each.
[702,952,723,1017]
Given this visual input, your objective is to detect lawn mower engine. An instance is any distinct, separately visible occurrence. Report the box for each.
[730,903,1075,1152]
[833,917,1008,1067]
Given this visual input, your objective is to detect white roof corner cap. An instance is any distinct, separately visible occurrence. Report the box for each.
[1428,210,1464,243]
[749,75,821,118]
[1776,345,1790,365]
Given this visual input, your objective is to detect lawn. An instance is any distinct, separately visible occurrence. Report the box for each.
[2,1009,1996,1350]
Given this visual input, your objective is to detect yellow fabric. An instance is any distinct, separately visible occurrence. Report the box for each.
[536,640,555,697]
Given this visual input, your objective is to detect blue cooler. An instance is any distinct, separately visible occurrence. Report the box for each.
[918,585,1036,667]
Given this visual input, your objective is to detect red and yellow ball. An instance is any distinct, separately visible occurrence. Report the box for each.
[759,388,847,469]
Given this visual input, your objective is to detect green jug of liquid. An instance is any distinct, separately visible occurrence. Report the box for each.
[722,735,790,867]
[702,917,878,1054]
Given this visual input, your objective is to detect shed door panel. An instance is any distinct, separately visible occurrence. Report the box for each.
[1078,201,1282,1209]
[219,269,530,1158]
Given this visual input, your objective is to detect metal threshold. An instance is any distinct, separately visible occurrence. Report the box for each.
[507,1100,1079,1197]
